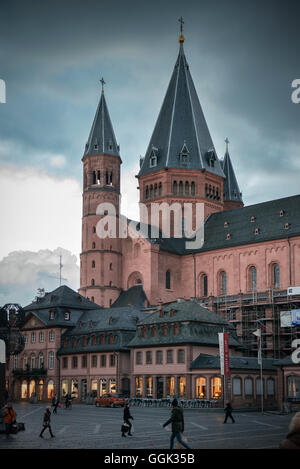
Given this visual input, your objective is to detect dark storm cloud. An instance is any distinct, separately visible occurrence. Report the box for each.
[0,0,299,202]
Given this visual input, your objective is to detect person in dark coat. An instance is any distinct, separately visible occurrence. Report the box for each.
[280,412,300,449]
[163,398,191,449]
[52,394,59,414]
[39,407,55,438]
[224,402,235,423]
[122,403,134,437]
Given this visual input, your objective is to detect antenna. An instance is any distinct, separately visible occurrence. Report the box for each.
[59,255,63,286]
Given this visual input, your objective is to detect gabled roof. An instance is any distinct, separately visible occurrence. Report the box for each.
[128,299,243,349]
[112,285,150,308]
[24,285,100,312]
[138,42,224,178]
[83,91,120,158]
[221,149,243,203]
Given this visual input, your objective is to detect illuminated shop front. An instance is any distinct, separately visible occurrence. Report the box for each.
[47,379,54,399]
[178,376,186,397]
[196,377,207,398]
[135,376,143,396]
[211,377,222,399]
[146,377,153,397]
[167,376,175,396]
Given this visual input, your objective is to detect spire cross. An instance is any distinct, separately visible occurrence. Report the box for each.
[225,137,229,152]
[100,77,106,93]
[178,16,184,33]
[178,17,185,43]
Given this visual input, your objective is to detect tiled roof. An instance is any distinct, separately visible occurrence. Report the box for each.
[112,285,150,308]
[190,353,277,371]
[138,43,224,178]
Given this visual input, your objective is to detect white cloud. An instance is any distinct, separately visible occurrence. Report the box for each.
[50,154,67,168]
[0,163,82,261]
[0,247,79,306]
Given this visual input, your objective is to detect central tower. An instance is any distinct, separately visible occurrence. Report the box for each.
[79,81,122,307]
[137,22,232,233]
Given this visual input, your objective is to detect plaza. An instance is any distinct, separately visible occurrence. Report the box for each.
[0,402,294,450]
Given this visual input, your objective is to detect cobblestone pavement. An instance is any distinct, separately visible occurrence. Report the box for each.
[0,403,293,449]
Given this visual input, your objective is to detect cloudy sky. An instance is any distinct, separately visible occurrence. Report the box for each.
[0,0,299,305]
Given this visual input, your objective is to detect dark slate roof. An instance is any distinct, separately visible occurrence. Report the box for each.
[147,194,300,255]
[128,299,243,349]
[221,150,243,203]
[190,353,277,371]
[83,91,120,158]
[112,285,150,308]
[24,285,100,312]
[58,306,149,354]
[138,43,224,178]
[274,355,297,366]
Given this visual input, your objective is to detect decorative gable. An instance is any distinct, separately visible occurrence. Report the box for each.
[149,146,158,168]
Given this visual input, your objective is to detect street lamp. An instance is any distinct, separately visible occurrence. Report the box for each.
[0,304,26,407]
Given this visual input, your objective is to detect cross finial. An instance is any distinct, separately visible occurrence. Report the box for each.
[178,17,185,43]
[225,137,229,152]
[100,77,106,93]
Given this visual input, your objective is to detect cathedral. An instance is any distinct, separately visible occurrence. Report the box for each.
[5,26,300,409]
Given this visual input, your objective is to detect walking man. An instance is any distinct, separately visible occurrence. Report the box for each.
[52,394,59,414]
[39,407,55,438]
[122,403,134,437]
[163,398,191,450]
[224,402,235,423]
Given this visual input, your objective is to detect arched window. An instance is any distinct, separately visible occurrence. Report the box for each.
[191,181,195,196]
[154,183,157,197]
[218,271,227,296]
[196,377,206,398]
[91,278,95,286]
[166,270,171,290]
[248,266,257,292]
[92,242,96,249]
[267,378,275,396]
[159,182,162,196]
[199,273,208,297]
[185,181,189,195]
[211,376,222,399]
[30,354,36,370]
[92,260,95,268]
[273,264,280,289]
[93,171,97,184]
[179,181,183,195]
[233,377,242,396]
[48,351,54,370]
[173,181,177,195]
[145,186,149,199]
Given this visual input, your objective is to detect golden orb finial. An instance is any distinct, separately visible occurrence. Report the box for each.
[178,17,185,43]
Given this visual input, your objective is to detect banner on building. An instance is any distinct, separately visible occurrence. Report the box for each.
[0,339,6,364]
[280,311,292,328]
[291,309,300,326]
[253,328,262,365]
[218,332,230,376]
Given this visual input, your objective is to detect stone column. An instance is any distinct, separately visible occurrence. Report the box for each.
[185,374,192,399]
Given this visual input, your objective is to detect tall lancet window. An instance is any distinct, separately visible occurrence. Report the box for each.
[273,264,280,289]
[248,266,257,292]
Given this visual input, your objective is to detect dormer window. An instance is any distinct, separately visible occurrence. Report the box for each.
[64,311,70,321]
[179,142,190,165]
[226,233,231,240]
[109,316,113,325]
[250,216,255,223]
[254,228,259,235]
[285,222,290,229]
[206,149,217,168]
[49,310,55,320]
[280,210,284,217]
[224,221,229,228]
[149,146,158,168]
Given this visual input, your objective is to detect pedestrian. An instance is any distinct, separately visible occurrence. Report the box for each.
[52,394,59,414]
[122,403,134,437]
[39,407,55,438]
[163,398,191,450]
[224,402,235,423]
[3,402,16,439]
[280,412,300,449]
[65,393,72,409]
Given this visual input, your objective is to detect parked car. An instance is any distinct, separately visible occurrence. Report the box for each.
[94,393,126,408]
